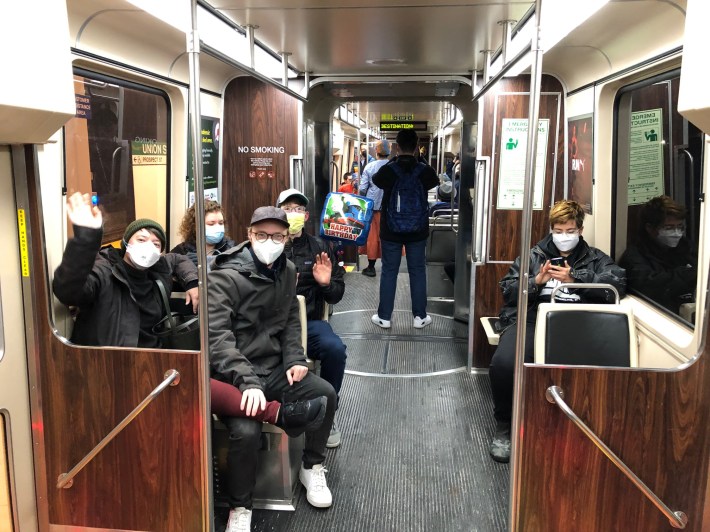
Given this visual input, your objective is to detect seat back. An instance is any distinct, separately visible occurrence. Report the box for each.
[534,283,638,367]
[426,225,456,298]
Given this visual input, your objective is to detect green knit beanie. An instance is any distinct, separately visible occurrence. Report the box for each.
[122,218,167,251]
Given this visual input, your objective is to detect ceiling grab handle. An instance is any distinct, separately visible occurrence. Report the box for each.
[56,369,181,489]
[545,386,688,529]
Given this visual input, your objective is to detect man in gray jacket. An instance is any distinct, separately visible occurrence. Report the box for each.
[209,206,337,532]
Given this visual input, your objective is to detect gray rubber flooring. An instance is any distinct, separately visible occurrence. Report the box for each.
[221,262,509,531]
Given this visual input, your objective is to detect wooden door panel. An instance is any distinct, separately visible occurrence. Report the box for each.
[517,359,710,531]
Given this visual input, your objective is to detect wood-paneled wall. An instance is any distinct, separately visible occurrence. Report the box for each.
[518,357,710,531]
[21,146,207,530]
[222,77,299,241]
[472,75,565,367]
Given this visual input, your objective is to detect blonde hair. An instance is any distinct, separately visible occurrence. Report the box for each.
[549,200,585,229]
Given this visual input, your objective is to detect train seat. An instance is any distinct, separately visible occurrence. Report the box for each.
[212,295,315,512]
[533,284,638,367]
[480,317,501,346]
[426,224,456,299]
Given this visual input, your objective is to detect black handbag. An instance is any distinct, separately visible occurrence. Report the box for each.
[152,279,200,350]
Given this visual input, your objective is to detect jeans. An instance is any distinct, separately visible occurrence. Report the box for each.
[378,238,428,320]
[221,369,336,508]
[307,320,347,396]
[489,323,536,423]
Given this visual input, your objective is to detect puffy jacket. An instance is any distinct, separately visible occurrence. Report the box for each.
[52,225,199,347]
[284,233,345,321]
[208,242,306,392]
[498,234,626,328]
[619,235,696,313]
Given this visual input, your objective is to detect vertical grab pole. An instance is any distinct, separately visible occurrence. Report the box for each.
[509,0,544,529]
[187,1,214,529]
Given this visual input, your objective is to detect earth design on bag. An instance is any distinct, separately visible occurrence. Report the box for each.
[320,192,374,246]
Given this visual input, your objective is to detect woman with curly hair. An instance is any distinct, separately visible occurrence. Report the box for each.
[171,199,236,269]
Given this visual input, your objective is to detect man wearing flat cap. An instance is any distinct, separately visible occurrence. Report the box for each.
[208,205,337,531]
[52,191,199,348]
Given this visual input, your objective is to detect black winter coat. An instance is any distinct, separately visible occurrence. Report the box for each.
[208,242,306,392]
[283,233,345,321]
[618,236,696,313]
[52,225,199,347]
[170,237,237,270]
[498,234,626,328]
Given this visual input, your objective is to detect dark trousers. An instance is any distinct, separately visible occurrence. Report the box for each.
[489,323,536,423]
[378,238,428,320]
[307,320,347,396]
[221,370,336,508]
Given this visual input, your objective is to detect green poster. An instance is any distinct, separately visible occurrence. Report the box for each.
[628,108,664,205]
[188,116,220,205]
[497,118,549,210]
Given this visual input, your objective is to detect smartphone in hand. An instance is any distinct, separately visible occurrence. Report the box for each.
[550,257,566,267]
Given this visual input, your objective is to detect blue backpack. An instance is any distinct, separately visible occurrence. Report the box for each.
[386,159,429,233]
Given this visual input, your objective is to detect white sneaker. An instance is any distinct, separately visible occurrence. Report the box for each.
[413,315,433,328]
[226,507,252,532]
[371,314,391,329]
[326,420,341,448]
[299,464,333,508]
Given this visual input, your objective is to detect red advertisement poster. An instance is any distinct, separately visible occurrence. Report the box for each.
[568,114,594,214]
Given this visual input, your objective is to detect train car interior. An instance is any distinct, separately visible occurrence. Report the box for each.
[2,0,710,531]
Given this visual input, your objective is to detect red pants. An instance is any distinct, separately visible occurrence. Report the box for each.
[365,211,382,259]
[210,378,280,423]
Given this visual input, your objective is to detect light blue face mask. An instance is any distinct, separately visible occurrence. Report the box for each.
[205,224,225,244]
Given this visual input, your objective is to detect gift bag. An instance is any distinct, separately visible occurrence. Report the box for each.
[153,279,200,350]
[319,192,374,246]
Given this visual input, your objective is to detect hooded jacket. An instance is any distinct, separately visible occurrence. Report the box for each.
[208,241,306,392]
[284,233,345,321]
[52,225,198,347]
[498,234,627,328]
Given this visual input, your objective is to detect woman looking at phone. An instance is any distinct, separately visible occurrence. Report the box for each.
[487,200,627,463]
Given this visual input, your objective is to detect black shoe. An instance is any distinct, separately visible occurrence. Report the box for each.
[361,266,376,277]
[276,396,327,437]
[489,421,511,463]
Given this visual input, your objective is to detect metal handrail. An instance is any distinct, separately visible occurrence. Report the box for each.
[57,369,181,489]
[545,385,688,529]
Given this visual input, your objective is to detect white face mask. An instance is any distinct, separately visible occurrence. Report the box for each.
[552,233,580,253]
[657,228,683,248]
[252,239,285,265]
[205,224,225,244]
[126,241,161,269]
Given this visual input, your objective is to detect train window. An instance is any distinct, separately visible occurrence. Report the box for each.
[613,69,702,328]
[64,69,171,244]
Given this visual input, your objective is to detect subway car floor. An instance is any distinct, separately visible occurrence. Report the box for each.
[216,260,509,532]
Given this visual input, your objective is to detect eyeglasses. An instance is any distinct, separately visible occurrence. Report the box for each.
[250,231,287,244]
[552,229,580,236]
[281,206,307,213]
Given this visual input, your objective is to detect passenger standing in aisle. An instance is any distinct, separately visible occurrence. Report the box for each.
[209,206,337,532]
[359,139,391,277]
[371,129,439,329]
[277,188,347,448]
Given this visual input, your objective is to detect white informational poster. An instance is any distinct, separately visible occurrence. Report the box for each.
[497,118,549,210]
[628,108,664,205]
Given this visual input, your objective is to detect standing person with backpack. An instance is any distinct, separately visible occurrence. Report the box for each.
[371,129,439,329]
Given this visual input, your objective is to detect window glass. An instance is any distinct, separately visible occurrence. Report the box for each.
[614,70,702,327]
[65,70,170,244]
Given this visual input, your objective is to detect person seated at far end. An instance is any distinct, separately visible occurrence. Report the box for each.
[171,199,236,270]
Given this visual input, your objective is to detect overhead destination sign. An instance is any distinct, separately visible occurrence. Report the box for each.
[379,121,428,131]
